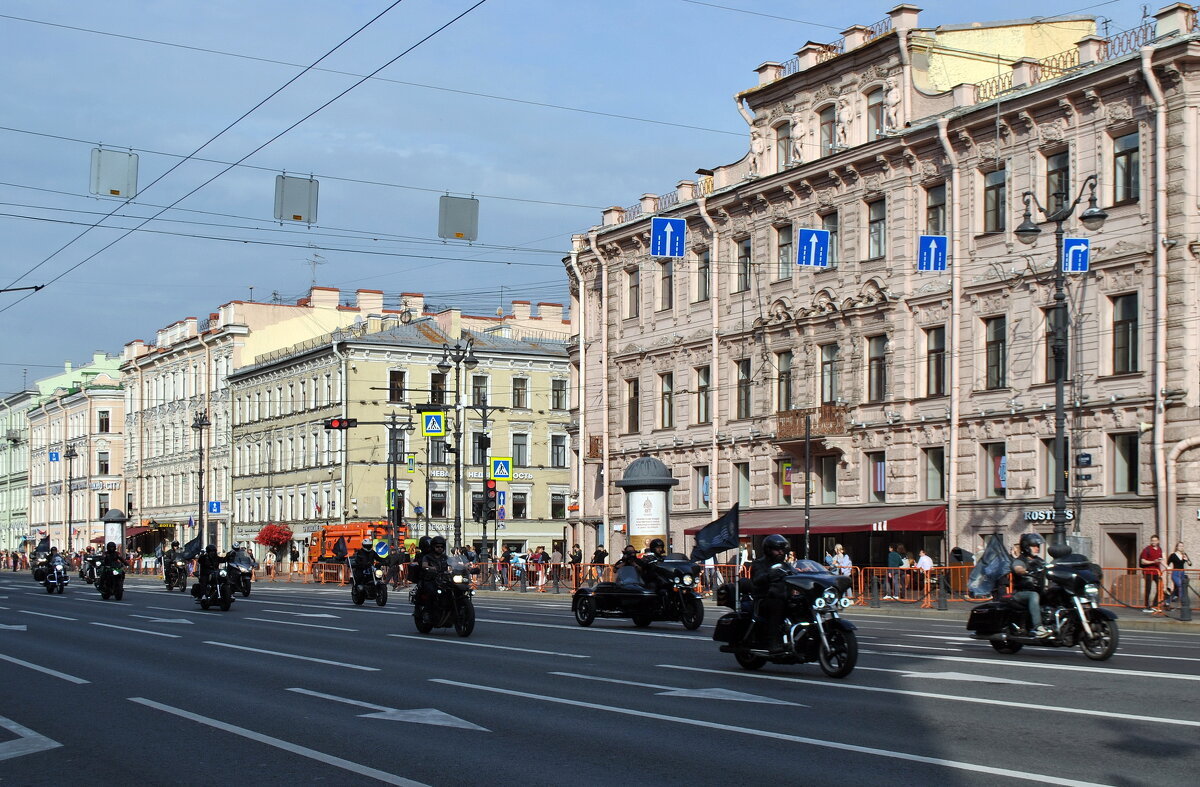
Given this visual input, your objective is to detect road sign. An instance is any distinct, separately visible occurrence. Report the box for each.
[421,412,447,437]
[407,455,415,474]
[497,490,507,507]
[208,501,221,514]
[497,506,506,522]
[1063,238,1090,273]
[491,458,512,480]
[374,540,390,558]
[917,234,949,271]
[48,452,60,462]
[797,228,830,268]
[650,217,686,258]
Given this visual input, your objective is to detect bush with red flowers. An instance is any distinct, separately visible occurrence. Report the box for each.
[254,523,294,549]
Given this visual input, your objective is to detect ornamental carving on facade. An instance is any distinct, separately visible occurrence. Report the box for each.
[1106,101,1133,122]
[976,293,1007,315]
[816,189,834,208]
[863,173,883,194]
[976,140,999,161]
[1039,119,1067,143]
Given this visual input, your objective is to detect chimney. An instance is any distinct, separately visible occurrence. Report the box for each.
[951,82,978,107]
[356,289,384,314]
[400,292,425,316]
[842,25,871,51]
[754,61,784,85]
[1076,34,1106,65]
[308,286,340,309]
[511,301,532,320]
[639,193,659,215]
[537,303,565,323]
[796,42,827,71]
[1155,2,1194,37]
[602,206,625,226]
[1011,57,1039,88]
[888,4,921,31]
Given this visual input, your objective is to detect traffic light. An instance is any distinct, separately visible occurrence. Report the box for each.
[323,418,358,430]
[485,478,498,519]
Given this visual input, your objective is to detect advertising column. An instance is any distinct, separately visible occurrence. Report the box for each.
[615,457,679,553]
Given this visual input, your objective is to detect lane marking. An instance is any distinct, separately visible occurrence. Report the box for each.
[286,688,489,730]
[854,666,1051,686]
[130,614,193,625]
[263,610,340,619]
[871,643,963,652]
[0,653,89,684]
[129,698,425,785]
[79,598,132,606]
[244,617,358,632]
[860,650,1200,682]
[659,665,1200,729]
[388,634,588,658]
[203,641,378,671]
[433,679,1109,786]
[0,714,62,762]
[90,622,180,639]
[478,618,699,640]
[550,671,804,705]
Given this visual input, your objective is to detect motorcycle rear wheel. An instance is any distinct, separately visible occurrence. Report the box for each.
[990,640,1023,654]
[1080,618,1118,661]
[45,583,55,594]
[199,598,211,610]
[375,585,388,606]
[680,596,704,630]
[413,605,434,633]
[818,626,858,678]
[574,596,596,627]
[735,650,767,670]
[454,599,475,637]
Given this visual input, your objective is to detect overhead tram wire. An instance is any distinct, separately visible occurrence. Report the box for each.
[0,0,492,318]
[2,0,409,293]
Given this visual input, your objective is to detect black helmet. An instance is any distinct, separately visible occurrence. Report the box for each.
[1019,533,1045,555]
[172,541,180,548]
[418,536,431,552]
[205,544,217,555]
[648,538,665,553]
[106,542,117,552]
[49,546,58,553]
[763,534,790,554]
[431,536,447,549]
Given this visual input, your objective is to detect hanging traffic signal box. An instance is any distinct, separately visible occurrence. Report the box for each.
[485,478,498,519]
[323,418,358,430]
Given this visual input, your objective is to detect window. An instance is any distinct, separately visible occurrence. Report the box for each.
[924,447,945,500]
[822,212,840,267]
[867,451,886,502]
[867,335,887,403]
[551,379,567,410]
[389,430,406,465]
[983,169,1006,233]
[97,451,110,475]
[431,490,447,518]
[866,88,884,139]
[1113,132,1139,204]
[430,438,447,464]
[97,493,110,519]
[551,493,567,519]
[513,434,529,467]
[819,105,836,156]
[926,326,946,397]
[776,351,793,412]
[1112,433,1139,494]
[695,465,710,507]
[626,379,640,433]
[512,493,528,519]
[512,378,529,409]
[985,316,1007,390]
[97,411,110,433]
[775,225,793,280]
[735,238,752,292]
[659,259,674,310]
[471,433,487,466]
[471,375,487,406]
[388,370,405,403]
[551,435,567,468]
[1113,294,1139,374]
[1043,308,1060,383]
[659,372,674,428]
[820,455,838,504]
[981,443,1006,498]
[735,462,750,507]
[926,184,946,235]
[821,344,840,404]
[867,199,886,259]
[695,366,711,424]
[735,359,752,419]
[1046,151,1070,215]
[430,373,446,406]
[695,250,711,302]
[775,123,791,170]
[626,268,640,318]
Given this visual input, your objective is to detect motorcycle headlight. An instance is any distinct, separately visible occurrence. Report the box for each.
[452,574,465,584]
[823,589,837,602]
[683,575,694,586]
[374,569,384,578]
[813,597,827,609]
[839,597,852,608]
[219,569,227,577]
[176,561,185,567]
[113,569,122,575]
[1084,583,1100,597]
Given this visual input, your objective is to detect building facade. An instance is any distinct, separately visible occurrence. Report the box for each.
[0,389,36,551]
[567,4,1200,569]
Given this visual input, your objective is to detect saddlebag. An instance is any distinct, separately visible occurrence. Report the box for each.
[712,612,751,644]
[966,603,1005,632]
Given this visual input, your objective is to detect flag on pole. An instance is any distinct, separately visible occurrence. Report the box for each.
[180,534,203,560]
[968,535,1012,597]
[331,536,348,560]
[690,504,740,562]
[34,535,50,554]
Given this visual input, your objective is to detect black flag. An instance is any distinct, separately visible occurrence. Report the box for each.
[180,534,203,560]
[34,536,50,555]
[968,535,1012,597]
[331,536,348,560]
[690,504,740,562]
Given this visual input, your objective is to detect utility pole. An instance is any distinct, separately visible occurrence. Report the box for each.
[467,403,506,557]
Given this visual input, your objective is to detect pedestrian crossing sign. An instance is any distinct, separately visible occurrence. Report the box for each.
[491,458,512,480]
[421,412,447,437]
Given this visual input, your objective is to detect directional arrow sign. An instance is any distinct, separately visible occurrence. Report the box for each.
[797,228,830,268]
[286,687,488,730]
[1063,237,1090,273]
[550,671,803,706]
[650,217,686,258]
[917,234,948,272]
[901,671,1050,686]
[0,715,61,762]
[130,615,193,625]
[267,611,339,619]
[0,624,27,631]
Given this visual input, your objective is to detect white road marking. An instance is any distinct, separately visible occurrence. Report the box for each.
[906,634,974,642]
[286,688,488,730]
[264,610,340,619]
[660,665,1200,729]
[129,698,426,785]
[203,641,379,671]
[91,622,180,638]
[550,671,804,705]
[854,667,1051,686]
[145,606,215,617]
[0,624,26,631]
[80,598,132,606]
[0,653,89,684]
[0,715,62,762]
[860,650,1200,682]
[388,634,587,658]
[130,615,193,625]
[244,617,357,632]
[478,618,698,640]
[433,679,1109,786]
[18,610,77,621]
[868,643,964,652]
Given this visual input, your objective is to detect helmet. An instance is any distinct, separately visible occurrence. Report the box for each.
[49,546,58,553]
[1019,532,1045,555]
[362,538,371,549]
[205,544,218,555]
[431,536,447,550]
[648,538,665,554]
[172,541,180,548]
[106,542,117,552]
[418,536,432,552]
[763,534,790,554]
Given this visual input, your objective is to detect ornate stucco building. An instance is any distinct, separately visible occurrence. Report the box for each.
[567,4,1200,569]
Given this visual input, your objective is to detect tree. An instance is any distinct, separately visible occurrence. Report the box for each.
[255,524,294,552]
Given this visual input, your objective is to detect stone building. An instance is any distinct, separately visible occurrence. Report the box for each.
[566,4,1200,569]
[1,389,37,551]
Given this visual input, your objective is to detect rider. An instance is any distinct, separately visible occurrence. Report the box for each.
[750,534,793,655]
[163,541,181,562]
[416,536,449,602]
[45,546,64,566]
[1012,533,1051,638]
[195,544,226,591]
[613,544,646,583]
[641,538,669,591]
[100,542,125,568]
[353,538,387,585]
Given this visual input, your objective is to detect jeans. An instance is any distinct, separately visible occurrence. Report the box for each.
[1168,570,1186,603]
[1143,572,1162,608]
[1013,590,1042,630]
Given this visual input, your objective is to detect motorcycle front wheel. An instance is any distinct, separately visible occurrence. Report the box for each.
[679,596,704,630]
[574,596,596,626]
[1080,617,1119,661]
[45,583,55,594]
[200,598,211,610]
[351,586,365,606]
[735,650,767,671]
[413,605,434,633]
[114,586,123,601]
[819,626,858,678]
[241,579,251,598]
[57,584,64,594]
[219,596,232,612]
[454,599,475,637]
[631,614,653,628]
[990,640,1023,654]
[375,585,388,606]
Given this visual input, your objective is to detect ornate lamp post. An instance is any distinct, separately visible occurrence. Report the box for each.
[1014,174,1107,559]
[191,411,211,546]
[437,339,478,548]
[64,444,78,552]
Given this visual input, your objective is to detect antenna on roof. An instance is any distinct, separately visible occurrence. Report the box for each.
[303,246,326,286]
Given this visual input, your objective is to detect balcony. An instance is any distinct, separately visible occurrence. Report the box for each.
[776,404,849,439]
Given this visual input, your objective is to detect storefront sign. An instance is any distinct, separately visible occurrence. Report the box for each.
[1023,509,1075,522]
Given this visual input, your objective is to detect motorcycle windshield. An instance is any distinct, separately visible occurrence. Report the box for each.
[448,556,470,572]
[790,559,832,574]
[230,555,256,569]
[615,565,644,586]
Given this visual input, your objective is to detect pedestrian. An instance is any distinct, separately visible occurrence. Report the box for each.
[1164,542,1191,610]
[499,547,513,589]
[885,543,903,600]
[1139,534,1165,612]
[569,543,582,586]
[831,544,852,576]
[394,544,410,587]
[531,545,549,591]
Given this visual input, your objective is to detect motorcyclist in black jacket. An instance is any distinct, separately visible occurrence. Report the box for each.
[750,534,793,654]
[353,538,387,586]
[416,536,449,602]
[196,544,226,590]
[100,542,125,568]
[1012,533,1050,637]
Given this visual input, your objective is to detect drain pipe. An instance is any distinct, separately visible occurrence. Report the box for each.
[696,196,721,520]
[567,237,589,548]
[1141,47,1169,545]
[587,231,610,542]
[937,117,961,561]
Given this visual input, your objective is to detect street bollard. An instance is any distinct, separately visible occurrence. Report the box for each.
[520,569,527,593]
[869,575,880,608]
[1181,575,1192,622]
[937,580,948,610]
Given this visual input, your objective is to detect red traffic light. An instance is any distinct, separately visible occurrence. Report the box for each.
[323,418,358,430]
[485,478,498,499]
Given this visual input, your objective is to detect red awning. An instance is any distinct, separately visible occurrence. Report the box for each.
[684,504,946,536]
[123,526,151,539]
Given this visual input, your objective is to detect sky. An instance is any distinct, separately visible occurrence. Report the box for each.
[0,0,1151,396]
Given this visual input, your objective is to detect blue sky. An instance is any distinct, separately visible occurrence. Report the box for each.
[0,0,1149,395]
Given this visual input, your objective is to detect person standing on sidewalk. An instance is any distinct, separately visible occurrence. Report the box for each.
[1139,535,1165,612]
[1165,543,1191,610]
[885,544,903,600]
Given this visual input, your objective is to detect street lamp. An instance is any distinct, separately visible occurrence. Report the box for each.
[64,444,78,552]
[437,338,478,549]
[1014,174,1107,560]
[191,411,211,547]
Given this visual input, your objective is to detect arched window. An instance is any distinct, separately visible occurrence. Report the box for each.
[866,88,884,139]
[774,123,791,171]
[818,105,836,156]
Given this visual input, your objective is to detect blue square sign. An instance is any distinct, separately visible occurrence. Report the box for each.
[797,229,830,268]
[650,217,686,258]
[1063,238,1090,273]
[918,234,948,271]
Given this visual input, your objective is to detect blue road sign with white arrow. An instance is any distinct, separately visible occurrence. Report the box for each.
[208,501,221,514]
[917,234,948,271]
[650,217,686,258]
[1063,238,1090,273]
[797,229,830,268]
[48,451,59,462]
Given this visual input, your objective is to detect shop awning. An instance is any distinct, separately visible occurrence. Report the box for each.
[684,504,946,536]
[123,526,151,539]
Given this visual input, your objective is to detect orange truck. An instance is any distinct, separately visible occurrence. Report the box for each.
[309,521,409,565]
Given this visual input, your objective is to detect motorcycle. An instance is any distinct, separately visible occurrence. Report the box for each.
[43,557,70,594]
[967,557,1118,660]
[164,558,189,592]
[227,550,256,597]
[572,553,704,630]
[713,559,858,678]
[411,555,475,636]
[80,554,102,585]
[193,568,234,611]
[350,560,388,607]
[96,563,125,601]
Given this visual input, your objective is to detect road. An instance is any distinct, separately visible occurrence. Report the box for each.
[0,573,1197,786]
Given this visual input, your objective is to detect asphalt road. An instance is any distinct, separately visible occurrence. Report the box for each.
[0,573,1197,786]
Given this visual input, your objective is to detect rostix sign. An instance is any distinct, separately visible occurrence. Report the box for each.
[1023,509,1076,522]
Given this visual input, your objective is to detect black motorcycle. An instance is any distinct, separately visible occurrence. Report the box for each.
[411,555,475,636]
[164,557,188,592]
[713,559,858,678]
[967,557,1118,660]
[80,554,102,585]
[96,563,125,601]
[227,551,256,597]
[43,557,70,594]
[572,554,704,630]
[350,559,388,607]
[193,569,234,611]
